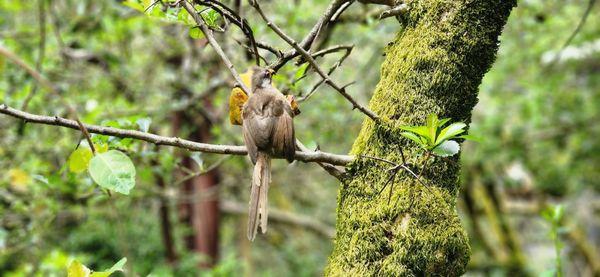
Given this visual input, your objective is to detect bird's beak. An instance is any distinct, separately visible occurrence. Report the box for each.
[267,68,275,77]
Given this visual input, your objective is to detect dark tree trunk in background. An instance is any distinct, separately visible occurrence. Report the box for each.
[326,1,516,276]
[155,163,178,264]
[172,108,220,268]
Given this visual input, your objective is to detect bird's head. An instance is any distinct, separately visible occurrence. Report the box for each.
[251,67,275,92]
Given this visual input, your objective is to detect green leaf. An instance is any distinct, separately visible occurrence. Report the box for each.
[541,207,554,222]
[400,132,427,148]
[104,257,127,273]
[399,125,431,144]
[435,122,466,146]
[68,260,91,277]
[88,150,136,195]
[294,63,309,81]
[201,9,220,28]
[426,113,439,142]
[438,117,451,127]
[67,258,126,277]
[68,148,93,173]
[189,27,204,39]
[432,140,460,157]
[553,205,564,222]
[177,8,194,25]
[122,0,144,12]
[96,143,109,153]
[90,258,127,277]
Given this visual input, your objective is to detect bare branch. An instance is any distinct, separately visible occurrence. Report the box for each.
[183,1,251,95]
[310,44,354,59]
[379,3,408,20]
[193,0,261,66]
[299,46,354,102]
[296,140,346,181]
[546,0,597,67]
[269,0,353,70]
[357,0,396,5]
[250,1,381,122]
[0,104,354,166]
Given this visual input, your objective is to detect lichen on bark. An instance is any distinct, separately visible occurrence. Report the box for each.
[326,0,516,276]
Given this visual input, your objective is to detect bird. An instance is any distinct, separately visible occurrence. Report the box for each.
[242,67,296,241]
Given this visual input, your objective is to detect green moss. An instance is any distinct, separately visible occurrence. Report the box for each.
[326,0,516,276]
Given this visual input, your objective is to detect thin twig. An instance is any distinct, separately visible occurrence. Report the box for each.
[360,154,432,191]
[173,156,230,186]
[0,104,355,166]
[0,45,96,154]
[548,0,597,67]
[310,44,354,59]
[417,151,431,178]
[299,47,354,102]
[144,0,162,12]
[233,38,268,64]
[270,0,353,70]
[250,0,380,122]
[293,44,353,89]
[21,0,47,111]
[193,0,261,65]
[183,1,251,95]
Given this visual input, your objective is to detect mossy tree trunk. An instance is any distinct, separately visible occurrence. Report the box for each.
[326,0,516,276]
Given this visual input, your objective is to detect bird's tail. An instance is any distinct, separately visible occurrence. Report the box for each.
[247,152,271,241]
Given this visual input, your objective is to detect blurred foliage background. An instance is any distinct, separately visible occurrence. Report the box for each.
[0,0,598,276]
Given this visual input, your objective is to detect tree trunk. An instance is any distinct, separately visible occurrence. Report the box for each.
[326,1,516,276]
[173,108,221,268]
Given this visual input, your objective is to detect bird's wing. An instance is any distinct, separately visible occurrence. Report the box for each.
[242,93,278,151]
[242,121,259,164]
[272,98,295,162]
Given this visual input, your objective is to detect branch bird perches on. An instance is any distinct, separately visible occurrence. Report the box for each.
[0,104,354,166]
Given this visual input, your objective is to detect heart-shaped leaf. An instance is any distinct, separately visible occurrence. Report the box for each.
[88,150,136,195]
[432,140,460,157]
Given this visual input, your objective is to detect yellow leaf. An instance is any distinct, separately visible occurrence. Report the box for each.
[228,67,289,126]
[229,88,248,125]
[68,148,93,173]
[95,143,109,153]
[228,68,253,125]
[8,169,30,188]
[67,260,91,277]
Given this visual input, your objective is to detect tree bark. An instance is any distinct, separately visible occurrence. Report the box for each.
[326,0,516,276]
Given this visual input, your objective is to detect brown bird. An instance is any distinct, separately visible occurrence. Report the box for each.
[242,67,295,241]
